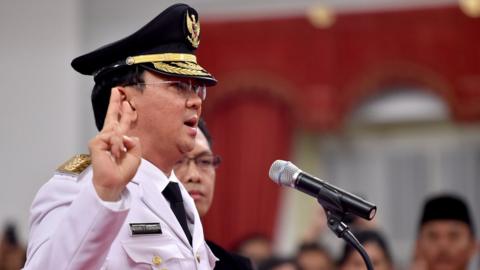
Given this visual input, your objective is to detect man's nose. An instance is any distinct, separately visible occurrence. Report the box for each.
[186,91,202,110]
[436,236,453,251]
[186,162,202,183]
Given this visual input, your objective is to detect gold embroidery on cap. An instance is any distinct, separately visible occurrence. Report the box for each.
[153,62,210,76]
[186,11,200,48]
[57,154,91,175]
[172,62,205,71]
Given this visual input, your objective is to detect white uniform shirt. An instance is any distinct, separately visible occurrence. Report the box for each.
[24,158,217,270]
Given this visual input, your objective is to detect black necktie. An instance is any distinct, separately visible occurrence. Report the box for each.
[162,182,193,245]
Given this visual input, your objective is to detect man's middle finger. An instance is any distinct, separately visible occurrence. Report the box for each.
[117,100,135,134]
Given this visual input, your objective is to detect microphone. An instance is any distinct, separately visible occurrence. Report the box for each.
[269,160,377,220]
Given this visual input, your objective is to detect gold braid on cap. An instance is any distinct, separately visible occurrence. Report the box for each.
[172,62,205,71]
[153,62,210,76]
[126,53,197,65]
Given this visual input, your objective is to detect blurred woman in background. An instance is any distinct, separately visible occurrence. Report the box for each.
[338,230,394,270]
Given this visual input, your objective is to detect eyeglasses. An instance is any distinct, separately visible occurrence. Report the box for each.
[174,153,221,173]
[136,81,207,100]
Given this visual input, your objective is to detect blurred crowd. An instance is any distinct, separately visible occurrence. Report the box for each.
[0,223,25,270]
[231,194,479,270]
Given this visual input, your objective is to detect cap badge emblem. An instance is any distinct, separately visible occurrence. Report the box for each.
[186,11,200,48]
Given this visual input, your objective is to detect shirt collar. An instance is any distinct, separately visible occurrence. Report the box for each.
[133,158,180,191]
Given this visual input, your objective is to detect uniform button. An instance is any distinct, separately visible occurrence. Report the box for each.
[152,255,162,266]
[196,253,201,263]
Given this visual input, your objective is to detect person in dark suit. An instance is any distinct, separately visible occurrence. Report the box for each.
[175,119,253,270]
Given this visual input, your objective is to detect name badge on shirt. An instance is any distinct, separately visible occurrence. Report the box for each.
[129,223,162,235]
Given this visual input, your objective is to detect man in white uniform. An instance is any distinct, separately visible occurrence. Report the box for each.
[24,3,218,269]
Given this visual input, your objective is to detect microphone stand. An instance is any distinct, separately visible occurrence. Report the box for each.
[316,190,375,270]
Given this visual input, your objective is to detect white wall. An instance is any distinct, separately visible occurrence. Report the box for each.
[0,0,83,240]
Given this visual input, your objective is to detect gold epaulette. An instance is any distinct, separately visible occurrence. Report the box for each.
[57,154,91,175]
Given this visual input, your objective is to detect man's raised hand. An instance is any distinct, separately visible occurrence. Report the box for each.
[89,88,142,201]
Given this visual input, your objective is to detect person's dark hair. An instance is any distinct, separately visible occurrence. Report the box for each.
[296,243,333,270]
[258,256,298,270]
[297,242,331,257]
[197,118,213,148]
[3,223,19,246]
[233,232,272,254]
[91,65,146,130]
[337,230,393,267]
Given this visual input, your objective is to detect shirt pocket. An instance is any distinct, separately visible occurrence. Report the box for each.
[121,236,185,269]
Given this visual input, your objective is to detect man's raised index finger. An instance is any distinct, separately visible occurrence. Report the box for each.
[103,88,123,130]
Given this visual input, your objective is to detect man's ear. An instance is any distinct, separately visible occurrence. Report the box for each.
[115,87,134,109]
[128,98,137,111]
[115,86,138,121]
[476,240,480,256]
[115,86,128,100]
[127,96,138,123]
[413,238,423,260]
[467,237,478,259]
[410,239,428,270]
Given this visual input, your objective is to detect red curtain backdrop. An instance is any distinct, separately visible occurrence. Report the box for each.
[203,94,293,248]
[197,5,480,248]
[199,5,480,129]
